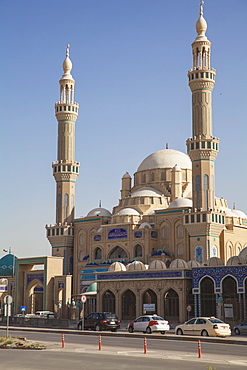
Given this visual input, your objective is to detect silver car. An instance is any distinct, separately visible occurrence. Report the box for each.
[234,321,247,335]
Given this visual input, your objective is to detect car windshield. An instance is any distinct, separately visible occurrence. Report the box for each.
[105,314,117,319]
[151,316,164,321]
[209,318,223,323]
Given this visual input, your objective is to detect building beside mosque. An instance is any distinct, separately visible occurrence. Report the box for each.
[4,3,246,325]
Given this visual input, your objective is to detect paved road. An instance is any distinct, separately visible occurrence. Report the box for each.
[0,327,247,369]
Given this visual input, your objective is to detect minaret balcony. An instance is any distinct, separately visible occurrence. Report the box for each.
[52,161,80,175]
[188,69,216,82]
[183,210,225,226]
[186,137,219,159]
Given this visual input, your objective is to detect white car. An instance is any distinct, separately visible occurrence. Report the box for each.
[175,317,231,337]
[127,315,170,334]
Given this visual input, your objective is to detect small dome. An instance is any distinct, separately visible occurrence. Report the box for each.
[97,227,103,233]
[139,222,152,229]
[131,187,163,198]
[205,257,224,266]
[117,208,140,216]
[170,259,188,269]
[137,149,192,172]
[187,260,201,268]
[152,249,170,257]
[126,260,146,271]
[149,260,166,270]
[122,172,131,179]
[232,210,247,219]
[86,282,97,293]
[0,254,16,277]
[239,247,247,262]
[108,262,126,272]
[87,207,112,217]
[225,209,237,217]
[169,198,192,209]
[226,256,246,266]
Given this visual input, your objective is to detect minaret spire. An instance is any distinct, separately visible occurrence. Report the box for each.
[186,2,219,212]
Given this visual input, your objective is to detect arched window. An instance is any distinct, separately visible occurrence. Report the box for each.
[64,193,69,221]
[102,290,115,313]
[195,245,203,263]
[142,174,146,183]
[79,234,84,246]
[177,244,183,256]
[164,289,179,322]
[151,172,155,182]
[195,175,201,210]
[200,277,216,316]
[94,247,102,260]
[68,255,73,275]
[79,251,84,261]
[142,289,157,314]
[204,175,209,210]
[161,171,166,181]
[211,245,218,257]
[134,244,142,257]
[177,225,183,238]
[222,276,239,321]
[109,246,127,259]
[162,226,169,240]
[122,290,136,320]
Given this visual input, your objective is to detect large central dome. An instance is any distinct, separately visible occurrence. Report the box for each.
[137,149,192,171]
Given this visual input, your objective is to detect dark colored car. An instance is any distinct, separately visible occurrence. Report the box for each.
[77,312,120,332]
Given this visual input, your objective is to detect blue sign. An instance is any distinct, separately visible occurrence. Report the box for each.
[151,231,158,238]
[108,228,128,240]
[94,235,101,242]
[134,231,142,238]
[20,306,26,312]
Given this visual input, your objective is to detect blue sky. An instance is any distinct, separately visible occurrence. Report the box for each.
[1,0,246,258]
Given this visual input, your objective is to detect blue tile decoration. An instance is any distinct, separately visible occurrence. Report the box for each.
[98,270,185,281]
[192,265,247,293]
[151,231,158,238]
[108,227,128,240]
[94,235,101,242]
[134,231,142,238]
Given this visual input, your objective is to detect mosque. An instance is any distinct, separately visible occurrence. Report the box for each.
[1,3,246,326]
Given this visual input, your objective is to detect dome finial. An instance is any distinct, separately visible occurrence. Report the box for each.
[66,44,70,58]
[199,1,204,16]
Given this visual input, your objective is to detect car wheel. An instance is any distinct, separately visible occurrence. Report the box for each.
[201,330,208,337]
[128,326,134,333]
[146,327,152,334]
[78,323,82,330]
[95,324,101,331]
[234,328,240,335]
[160,331,166,335]
[176,328,183,335]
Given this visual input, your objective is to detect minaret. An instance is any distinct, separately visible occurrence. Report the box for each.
[46,45,80,275]
[186,1,219,211]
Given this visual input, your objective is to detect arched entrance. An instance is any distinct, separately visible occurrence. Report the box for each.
[164,289,179,322]
[200,277,216,316]
[122,290,136,320]
[222,276,238,322]
[102,290,116,313]
[28,281,44,313]
[142,289,157,314]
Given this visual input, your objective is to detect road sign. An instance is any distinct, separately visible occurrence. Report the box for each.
[20,306,26,312]
[186,305,192,312]
[4,295,13,305]
[81,295,87,303]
